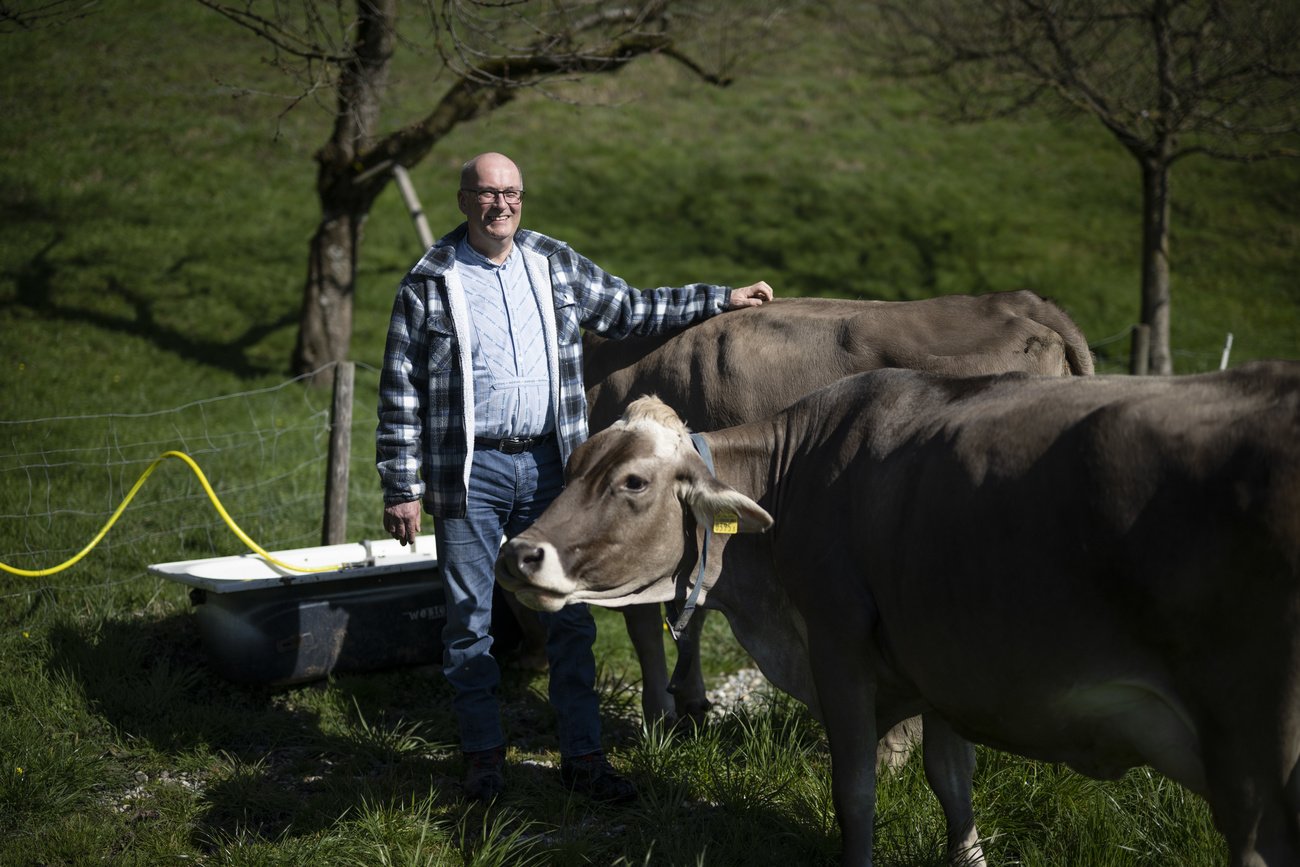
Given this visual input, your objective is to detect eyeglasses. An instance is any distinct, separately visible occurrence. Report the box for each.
[461,188,525,204]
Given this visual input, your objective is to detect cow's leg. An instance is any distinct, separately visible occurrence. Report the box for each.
[499,587,549,671]
[623,603,678,729]
[1205,768,1298,867]
[1252,758,1300,867]
[921,712,986,867]
[1202,740,1300,867]
[671,609,712,731]
[809,650,879,866]
[877,715,922,776]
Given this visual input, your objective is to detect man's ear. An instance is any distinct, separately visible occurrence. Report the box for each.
[681,474,773,535]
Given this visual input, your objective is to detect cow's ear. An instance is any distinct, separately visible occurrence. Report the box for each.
[682,475,773,534]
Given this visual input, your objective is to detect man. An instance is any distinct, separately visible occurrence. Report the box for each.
[376,152,772,803]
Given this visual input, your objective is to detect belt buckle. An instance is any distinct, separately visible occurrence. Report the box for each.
[500,436,527,455]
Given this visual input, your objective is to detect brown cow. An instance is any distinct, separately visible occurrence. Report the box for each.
[497,362,1300,867]
[582,290,1094,731]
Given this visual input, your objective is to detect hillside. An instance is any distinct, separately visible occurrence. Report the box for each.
[2,0,1297,425]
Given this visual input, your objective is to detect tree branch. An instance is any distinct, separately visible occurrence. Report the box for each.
[1170,143,1300,164]
[355,29,684,178]
[0,0,98,34]
[193,0,354,63]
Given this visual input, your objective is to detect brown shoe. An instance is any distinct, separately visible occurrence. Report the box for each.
[560,752,636,803]
[463,745,506,801]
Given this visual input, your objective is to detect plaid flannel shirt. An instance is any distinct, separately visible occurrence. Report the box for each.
[376,224,731,518]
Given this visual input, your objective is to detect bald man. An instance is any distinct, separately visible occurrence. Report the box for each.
[377,153,773,802]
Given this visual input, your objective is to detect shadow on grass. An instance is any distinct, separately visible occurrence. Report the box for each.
[39,611,458,839]
[39,608,752,861]
[4,232,297,379]
[34,606,850,864]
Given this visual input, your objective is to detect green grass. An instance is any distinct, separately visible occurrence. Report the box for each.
[0,606,1230,865]
[0,0,1289,863]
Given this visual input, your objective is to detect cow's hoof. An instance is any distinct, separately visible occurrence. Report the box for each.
[667,699,712,737]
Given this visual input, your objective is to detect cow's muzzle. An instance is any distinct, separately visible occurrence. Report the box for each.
[494,536,575,613]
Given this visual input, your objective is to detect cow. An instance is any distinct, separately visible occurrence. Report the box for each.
[496,361,1300,867]
[582,290,1094,732]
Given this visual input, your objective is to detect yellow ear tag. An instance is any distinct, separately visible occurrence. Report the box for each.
[712,509,739,535]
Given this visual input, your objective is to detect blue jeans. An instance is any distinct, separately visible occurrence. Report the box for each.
[433,439,603,758]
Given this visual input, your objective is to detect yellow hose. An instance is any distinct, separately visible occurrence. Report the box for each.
[1,451,341,577]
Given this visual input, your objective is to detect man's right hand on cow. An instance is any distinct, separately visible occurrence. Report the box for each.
[727,281,774,309]
[384,500,422,546]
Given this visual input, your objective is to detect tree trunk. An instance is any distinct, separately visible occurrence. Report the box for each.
[291,0,397,382]
[292,212,367,381]
[1139,155,1174,375]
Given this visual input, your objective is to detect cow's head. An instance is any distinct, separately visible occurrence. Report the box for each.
[495,396,773,612]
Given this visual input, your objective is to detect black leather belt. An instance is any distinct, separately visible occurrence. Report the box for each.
[474,433,553,455]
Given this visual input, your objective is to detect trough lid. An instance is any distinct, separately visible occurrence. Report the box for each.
[146,536,438,593]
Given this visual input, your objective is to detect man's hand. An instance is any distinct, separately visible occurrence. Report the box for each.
[728,281,774,309]
[384,500,422,546]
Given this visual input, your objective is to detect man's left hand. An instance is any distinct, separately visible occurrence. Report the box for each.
[384,500,422,547]
[728,281,774,309]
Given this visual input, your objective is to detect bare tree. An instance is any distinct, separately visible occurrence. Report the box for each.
[198,0,772,381]
[855,0,1300,374]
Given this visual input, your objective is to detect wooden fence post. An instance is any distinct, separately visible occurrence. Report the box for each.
[322,361,355,546]
[1130,324,1150,376]
[392,164,434,250]
[1219,333,1234,370]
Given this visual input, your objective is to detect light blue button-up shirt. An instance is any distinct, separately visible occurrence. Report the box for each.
[455,236,554,439]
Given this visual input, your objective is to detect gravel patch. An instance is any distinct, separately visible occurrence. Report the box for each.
[705,666,775,717]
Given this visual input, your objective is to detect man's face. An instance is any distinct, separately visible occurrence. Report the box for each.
[458,157,523,254]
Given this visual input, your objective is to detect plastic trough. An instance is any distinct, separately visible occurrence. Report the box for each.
[148,536,445,686]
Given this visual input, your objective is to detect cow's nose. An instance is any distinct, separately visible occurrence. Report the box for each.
[516,542,544,575]
[500,538,545,580]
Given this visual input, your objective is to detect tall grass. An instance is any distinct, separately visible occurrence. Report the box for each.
[0,0,1288,864]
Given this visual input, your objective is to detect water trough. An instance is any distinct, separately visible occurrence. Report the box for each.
[148,536,445,686]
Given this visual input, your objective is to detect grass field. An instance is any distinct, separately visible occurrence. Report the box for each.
[0,0,1293,863]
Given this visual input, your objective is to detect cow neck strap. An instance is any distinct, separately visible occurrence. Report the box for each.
[664,433,714,696]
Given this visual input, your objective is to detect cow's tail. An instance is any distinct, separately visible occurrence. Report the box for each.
[1027,293,1096,377]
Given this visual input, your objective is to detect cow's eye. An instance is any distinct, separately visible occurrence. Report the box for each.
[622,474,648,492]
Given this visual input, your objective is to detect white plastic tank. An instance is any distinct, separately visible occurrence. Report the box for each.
[149,536,445,686]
